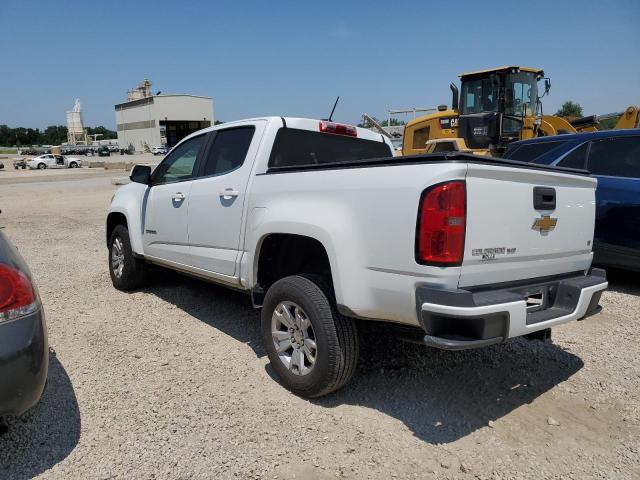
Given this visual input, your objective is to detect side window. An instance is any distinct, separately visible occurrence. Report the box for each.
[152,135,204,184]
[201,127,255,177]
[558,143,588,169]
[506,141,565,162]
[588,136,640,178]
[503,144,521,159]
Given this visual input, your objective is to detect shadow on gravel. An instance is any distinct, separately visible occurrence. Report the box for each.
[316,323,584,444]
[143,272,265,357]
[602,267,639,296]
[141,272,583,445]
[0,355,81,479]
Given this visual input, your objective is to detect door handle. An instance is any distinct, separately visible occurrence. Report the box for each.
[172,192,186,201]
[219,189,239,198]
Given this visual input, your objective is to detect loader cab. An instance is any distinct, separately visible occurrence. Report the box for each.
[457,66,545,153]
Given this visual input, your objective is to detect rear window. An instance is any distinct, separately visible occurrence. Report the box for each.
[268,128,392,168]
[504,140,566,162]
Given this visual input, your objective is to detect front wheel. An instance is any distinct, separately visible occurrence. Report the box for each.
[109,224,147,290]
[261,275,359,398]
[69,162,78,168]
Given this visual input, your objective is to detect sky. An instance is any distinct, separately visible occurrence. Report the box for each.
[1,0,639,130]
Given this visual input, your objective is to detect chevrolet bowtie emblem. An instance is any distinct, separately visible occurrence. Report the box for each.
[532,215,557,233]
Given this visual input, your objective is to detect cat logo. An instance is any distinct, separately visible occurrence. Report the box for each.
[532,215,557,233]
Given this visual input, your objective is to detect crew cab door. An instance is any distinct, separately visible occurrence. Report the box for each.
[186,122,264,277]
[143,133,206,265]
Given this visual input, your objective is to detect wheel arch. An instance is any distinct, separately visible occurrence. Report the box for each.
[106,212,128,247]
[253,233,339,307]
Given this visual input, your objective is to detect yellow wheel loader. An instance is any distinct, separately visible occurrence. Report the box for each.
[401,66,639,156]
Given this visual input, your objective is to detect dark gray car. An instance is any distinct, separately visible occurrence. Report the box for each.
[0,228,48,418]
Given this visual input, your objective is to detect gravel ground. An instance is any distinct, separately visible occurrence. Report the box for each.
[0,169,638,479]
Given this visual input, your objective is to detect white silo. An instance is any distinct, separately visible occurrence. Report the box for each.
[66,99,88,145]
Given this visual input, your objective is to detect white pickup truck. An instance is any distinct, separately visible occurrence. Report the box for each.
[106,117,607,397]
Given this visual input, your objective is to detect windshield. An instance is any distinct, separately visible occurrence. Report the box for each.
[504,72,538,117]
[460,77,499,114]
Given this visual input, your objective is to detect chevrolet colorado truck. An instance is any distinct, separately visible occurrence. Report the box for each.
[106,117,608,398]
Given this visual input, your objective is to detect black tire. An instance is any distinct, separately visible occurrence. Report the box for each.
[261,275,358,398]
[108,224,147,290]
[69,162,77,168]
[37,163,46,170]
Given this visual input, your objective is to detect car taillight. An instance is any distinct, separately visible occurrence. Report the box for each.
[319,121,357,137]
[0,264,38,322]
[416,181,466,266]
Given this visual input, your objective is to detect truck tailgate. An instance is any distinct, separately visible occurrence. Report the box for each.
[459,163,597,288]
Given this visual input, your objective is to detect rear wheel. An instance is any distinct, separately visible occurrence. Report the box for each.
[37,163,46,169]
[109,224,147,290]
[261,275,358,398]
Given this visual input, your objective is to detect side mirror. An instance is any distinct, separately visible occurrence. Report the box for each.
[130,164,151,185]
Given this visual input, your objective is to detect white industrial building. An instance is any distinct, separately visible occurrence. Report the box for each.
[115,79,214,151]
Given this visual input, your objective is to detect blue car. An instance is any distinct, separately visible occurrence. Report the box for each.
[503,129,640,271]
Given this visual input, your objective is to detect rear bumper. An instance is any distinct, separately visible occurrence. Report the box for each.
[0,308,48,416]
[416,269,607,350]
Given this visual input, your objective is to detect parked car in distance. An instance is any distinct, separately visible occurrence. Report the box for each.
[0,229,48,419]
[98,146,111,157]
[151,146,167,156]
[107,144,120,152]
[27,154,82,169]
[107,117,607,398]
[504,129,640,271]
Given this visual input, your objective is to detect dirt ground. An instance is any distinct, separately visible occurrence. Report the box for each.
[0,168,638,479]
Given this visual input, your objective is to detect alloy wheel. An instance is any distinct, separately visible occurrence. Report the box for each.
[111,237,125,278]
[271,301,317,376]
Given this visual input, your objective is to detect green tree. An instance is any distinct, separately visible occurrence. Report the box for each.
[43,125,68,145]
[0,124,117,146]
[380,118,405,127]
[555,101,583,118]
[86,126,117,140]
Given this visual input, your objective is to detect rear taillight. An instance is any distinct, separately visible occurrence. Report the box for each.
[416,181,466,266]
[0,264,38,322]
[319,121,357,137]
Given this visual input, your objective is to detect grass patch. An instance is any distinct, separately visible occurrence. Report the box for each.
[0,149,18,154]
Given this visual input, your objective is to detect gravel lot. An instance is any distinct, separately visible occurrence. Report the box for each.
[0,168,638,479]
